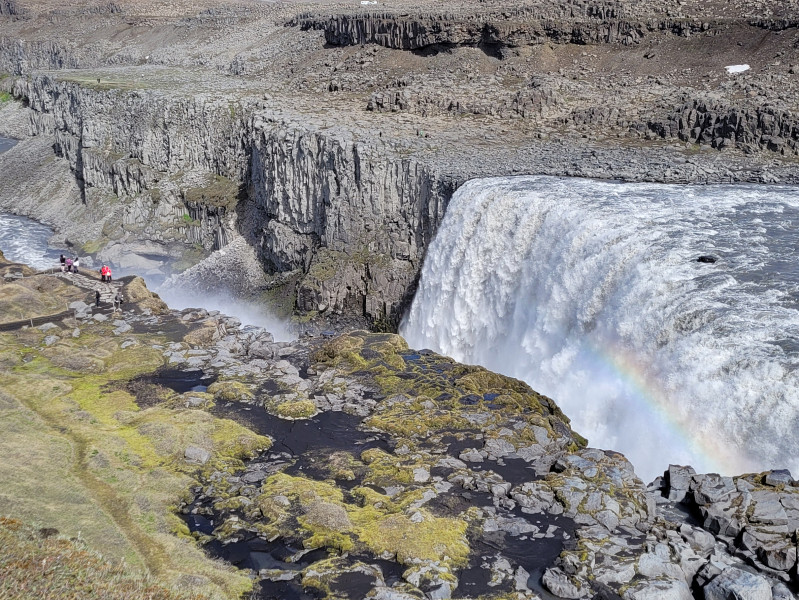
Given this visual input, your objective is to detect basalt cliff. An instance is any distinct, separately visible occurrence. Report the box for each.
[3,0,799,327]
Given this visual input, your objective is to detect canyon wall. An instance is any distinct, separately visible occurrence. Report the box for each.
[294,9,716,52]
[2,74,455,326]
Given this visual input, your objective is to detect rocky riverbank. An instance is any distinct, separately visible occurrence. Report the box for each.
[2,251,795,600]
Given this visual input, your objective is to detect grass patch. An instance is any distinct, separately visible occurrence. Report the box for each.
[0,517,206,600]
[183,175,239,209]
[275,399,318,419]
[0,262,260,598]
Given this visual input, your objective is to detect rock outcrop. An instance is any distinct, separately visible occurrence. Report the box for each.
[153,322,799,600]
[294,8,712,53]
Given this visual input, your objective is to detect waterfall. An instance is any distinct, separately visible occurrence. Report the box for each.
[401,176,799,481]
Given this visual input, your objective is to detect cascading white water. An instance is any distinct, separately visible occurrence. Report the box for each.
[0,212,62,270]
[401,176,799,481]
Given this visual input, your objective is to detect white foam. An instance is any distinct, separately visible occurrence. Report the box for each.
[401,176,799,481]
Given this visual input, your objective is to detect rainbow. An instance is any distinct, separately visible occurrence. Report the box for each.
[586,339,742,477]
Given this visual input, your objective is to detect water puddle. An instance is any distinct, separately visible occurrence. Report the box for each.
[0,137,17,154]
[129,368,216,407]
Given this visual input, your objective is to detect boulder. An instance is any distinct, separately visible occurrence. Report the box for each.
[679,523,715,555]
[184,446,211,465]
[302,501,352,532]
[749,491,788,526]
[626,579,692,600]
[666,465,696,503]
[765,470,794,487]
[703,567,772,600]
[542,567,589,599]
[692,474,735,506]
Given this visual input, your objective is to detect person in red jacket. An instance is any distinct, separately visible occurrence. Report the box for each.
[101,265,112,282]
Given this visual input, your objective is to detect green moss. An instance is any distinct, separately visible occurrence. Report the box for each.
[183,175,239,209]
[79,237,107,255]
[0,263,258,598]
[275,399,318,420]
[360,448,415,485]
[210,418,271,461]
[256,473,470,569]
[206,380,254,403]
[356,511,469,566]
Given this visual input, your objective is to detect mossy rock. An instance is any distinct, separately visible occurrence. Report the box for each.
[183,174,239,209]
[207,380,254,403]
[183,323,219,346]
[275,399,318,420]
[256,473,470,569]
[123,277,168,315]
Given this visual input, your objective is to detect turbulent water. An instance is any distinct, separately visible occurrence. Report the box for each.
[402,176,799,481]
[0,212,62,270]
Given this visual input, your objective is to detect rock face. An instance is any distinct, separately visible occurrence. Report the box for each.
[647,99,799,156]
[295,8,704,52]
[250,121,452,323]
[2,74,455,327]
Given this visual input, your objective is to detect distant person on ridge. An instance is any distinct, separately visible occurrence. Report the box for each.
[60,254,66,272]
[114,291,124,312]
[95,290,101,307]
[65,257,73,273]
[73,256,80,274]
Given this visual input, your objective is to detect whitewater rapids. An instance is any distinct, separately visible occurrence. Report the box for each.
[401,176,799,481]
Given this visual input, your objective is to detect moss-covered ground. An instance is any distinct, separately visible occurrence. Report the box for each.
[0,258,269,599]
[313,330,584,448]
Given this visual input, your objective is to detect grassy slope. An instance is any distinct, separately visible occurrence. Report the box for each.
[0,261,269,599]
[0,517,203,600]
